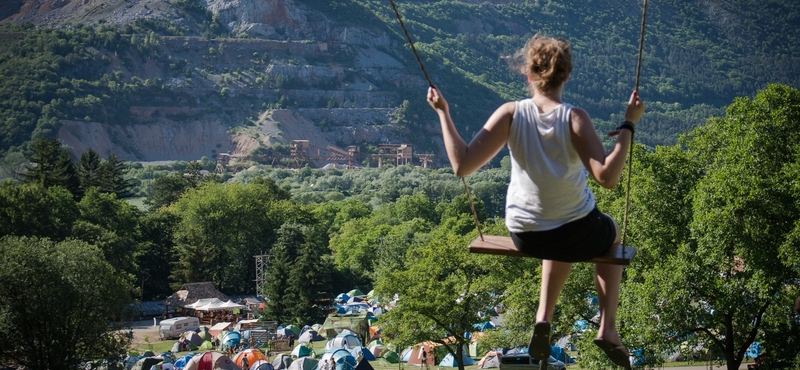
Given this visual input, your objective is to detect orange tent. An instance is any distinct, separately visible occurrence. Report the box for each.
[233,349,269,369]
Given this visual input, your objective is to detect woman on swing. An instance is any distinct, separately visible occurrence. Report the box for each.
[427,35,644,367]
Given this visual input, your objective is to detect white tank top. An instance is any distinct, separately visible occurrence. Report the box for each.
[505,98,596,232]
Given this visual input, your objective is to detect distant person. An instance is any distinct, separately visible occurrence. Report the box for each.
[427,34,643,369]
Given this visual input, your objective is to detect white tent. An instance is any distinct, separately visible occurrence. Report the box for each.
[187,298,245,311]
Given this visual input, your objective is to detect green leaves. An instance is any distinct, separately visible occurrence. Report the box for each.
[0,236,132,370]
[620,84,800,368]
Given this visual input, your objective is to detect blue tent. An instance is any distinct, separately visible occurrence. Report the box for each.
[222,331,241,347]
[572,320,588,331]
[321,349,358,370]
[335,294,350,302]
[746,342,761,358]
[174,354,195,368]
[549,346,574,364]
[438,353,476,367]
[334,304,348,314]
[400,348,413,362]
[473,321,495,331]
[349,346,376,361]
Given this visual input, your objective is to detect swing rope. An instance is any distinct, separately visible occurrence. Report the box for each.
[619,0,648,248]
[389,0,649,252]
[389,0,433,87]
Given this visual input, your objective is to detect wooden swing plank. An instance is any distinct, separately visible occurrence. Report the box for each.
[469,235,636,265]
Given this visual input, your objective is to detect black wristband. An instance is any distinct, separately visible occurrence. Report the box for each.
[617,121,635,134]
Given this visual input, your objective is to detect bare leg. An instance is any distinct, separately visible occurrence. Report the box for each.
[595,262,624,345]
[594,215,626,350]
[536,260,573,322]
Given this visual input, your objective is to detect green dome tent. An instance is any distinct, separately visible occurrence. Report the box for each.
[199,340,213,351]
[347,289,365,297]
[380,351,399,364]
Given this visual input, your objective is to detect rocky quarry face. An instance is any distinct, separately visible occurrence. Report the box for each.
[2,0,433,165]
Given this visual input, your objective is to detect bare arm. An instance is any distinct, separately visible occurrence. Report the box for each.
[428,87,514,176]
[571,91,644,188]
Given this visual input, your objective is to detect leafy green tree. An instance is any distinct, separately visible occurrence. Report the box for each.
[136,209,180,300]
[0,236,132,370]
[621,84,800,369]
[377,223,505,370]
[72,187,141,275]
[263,222,333,325]
[145,173,191,210]
[393,194,438,224]
[329,217,391,287]
[0,181,79,240]
[170,181,300,293]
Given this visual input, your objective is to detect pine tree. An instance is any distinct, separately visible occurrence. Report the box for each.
[98,152,134,198]
[77,148,103,192]
[20,137,80,196]
[286,225,331,325]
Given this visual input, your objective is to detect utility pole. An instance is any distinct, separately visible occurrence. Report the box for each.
[254,254,272,298]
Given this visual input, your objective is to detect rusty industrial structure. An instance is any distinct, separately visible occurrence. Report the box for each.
[216,140,434,174]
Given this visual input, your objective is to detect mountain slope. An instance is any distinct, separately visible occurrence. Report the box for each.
[0,0,797,170]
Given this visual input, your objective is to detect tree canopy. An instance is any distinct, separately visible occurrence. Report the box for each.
[0,236,132,370]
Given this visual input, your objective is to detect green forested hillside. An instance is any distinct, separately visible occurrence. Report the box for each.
[0,0,798,169]
[363,0,799,145]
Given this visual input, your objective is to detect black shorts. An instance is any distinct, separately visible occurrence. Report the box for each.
[510,207,617,262]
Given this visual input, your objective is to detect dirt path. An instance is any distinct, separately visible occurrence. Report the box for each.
[122,319,167,347]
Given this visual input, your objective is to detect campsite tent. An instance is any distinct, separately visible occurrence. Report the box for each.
[291,344,313,358]
[277,327,297,339]
[284,324,302,337]
[368,344,387,358]
[298,330,325,343]
[199,340,213,351]
[250,360,275,370]
[477,351,502,368]
[400,348,413,363]
[272,354,293,370]
[473,322,495,332]
[366,338,384,348]
[380,351,399,365]
[354,359,374,370]
[326,333,362,351]
[406,345,436,366]
[319,349,359,370]
[549,346,574,364]
[132,357,164,370]
[335,294,350,303]
[175,354,195,369]
[183,351,239,370]
[347,289,365,297]
[233,349,269,369]
[321,314,370,342]
[209,322,233,337]
[349,346,376,361]
[438,353,476,367]
[184,331,205,346]
[221,331,241,348]
[171,339,198,352]
[288,357,318,370]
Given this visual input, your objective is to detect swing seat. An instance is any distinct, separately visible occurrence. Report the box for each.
[469,235,636,265]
